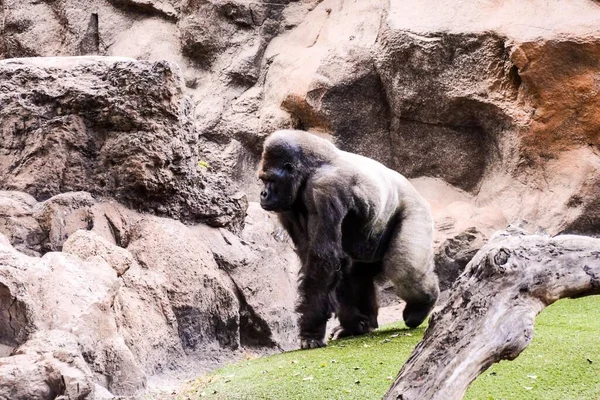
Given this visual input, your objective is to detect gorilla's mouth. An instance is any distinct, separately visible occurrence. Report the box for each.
[260,199,291,212]
[260,200,278,211]
[260,203,275,211]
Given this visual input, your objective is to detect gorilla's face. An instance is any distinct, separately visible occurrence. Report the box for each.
[258,162,298,212]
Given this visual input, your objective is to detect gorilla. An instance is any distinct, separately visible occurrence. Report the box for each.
[258,130,439,349]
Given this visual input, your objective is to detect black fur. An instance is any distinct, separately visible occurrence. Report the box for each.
[258,130,439,349]
[334,261,382,338]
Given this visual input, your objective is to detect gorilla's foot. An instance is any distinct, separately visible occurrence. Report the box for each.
[330,318,376,340]
[329,325,361,340]
[403,301,435,328]
[300,338,327,350]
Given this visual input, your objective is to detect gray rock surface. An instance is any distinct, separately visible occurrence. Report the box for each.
[0,57,245,230]
[126,217,241,353]
[3,330,95,400]
[195,202,299,350]
[34,192,97,253]
[63,230,135,276]
[0,190,135,256]
[0,191,45,256]
[0,232,145,396]
[0,192,300,398]
[434,228,488,293]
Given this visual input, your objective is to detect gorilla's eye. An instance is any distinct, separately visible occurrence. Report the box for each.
[283,162,295,172]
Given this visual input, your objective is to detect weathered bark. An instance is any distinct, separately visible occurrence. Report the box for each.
[385,229,600,400]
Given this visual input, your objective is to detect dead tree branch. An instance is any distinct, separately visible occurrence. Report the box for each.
[385,229,600,400]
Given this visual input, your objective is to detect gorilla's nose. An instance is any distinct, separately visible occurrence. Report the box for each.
[260,190,268,200]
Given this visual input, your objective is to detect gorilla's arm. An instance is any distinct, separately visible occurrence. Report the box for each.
[296,187,348,349]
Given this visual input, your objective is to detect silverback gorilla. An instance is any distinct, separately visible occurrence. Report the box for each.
[258,130,439,349]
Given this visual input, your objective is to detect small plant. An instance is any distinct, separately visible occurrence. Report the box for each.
[198,160,211,169]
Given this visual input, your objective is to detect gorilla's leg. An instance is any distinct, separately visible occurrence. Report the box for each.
[297,272,340,349]
[383,212,439,328]
[333,261,381,338]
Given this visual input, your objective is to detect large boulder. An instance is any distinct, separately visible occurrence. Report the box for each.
[0,232,145,396]
[0,330,95,400]
[0,57,245,230]
[126,217,241,354]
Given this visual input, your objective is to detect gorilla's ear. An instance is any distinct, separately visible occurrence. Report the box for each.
[284,162,295,172]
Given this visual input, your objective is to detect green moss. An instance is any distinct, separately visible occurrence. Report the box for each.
[198,160,211,169]
[181,296,600,400]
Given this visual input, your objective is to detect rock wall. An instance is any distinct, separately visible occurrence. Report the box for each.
[0,57,299,398]
[2,1,599,237]
[258,0,600,239]
[1,0,600,398]
[0,57,245,230]
[0,188,298,398]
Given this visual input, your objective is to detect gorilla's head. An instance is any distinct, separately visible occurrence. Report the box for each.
[258,130,337,212]
[258,137,303,212]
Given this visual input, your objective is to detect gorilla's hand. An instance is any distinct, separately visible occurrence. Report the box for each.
[300,338,327,350]
[329,325,347,340]
[329,319,373,340]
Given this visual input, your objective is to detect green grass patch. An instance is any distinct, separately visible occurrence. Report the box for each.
[466,296,600,400]
[178,322,424,400]
[181,296,600,400]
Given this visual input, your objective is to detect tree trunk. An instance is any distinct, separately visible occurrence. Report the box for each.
[385,229,600,400]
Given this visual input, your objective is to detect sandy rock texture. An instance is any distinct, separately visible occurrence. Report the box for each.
[0,191,298,398]
[0,330,95,400]
[0,57,245,230]
[0,230,143,396]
